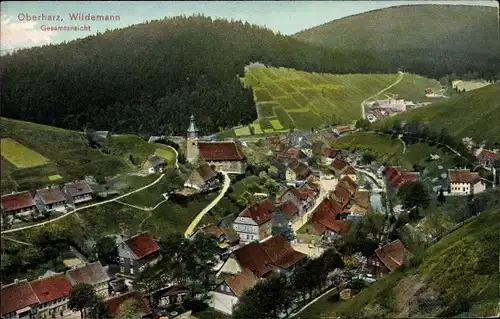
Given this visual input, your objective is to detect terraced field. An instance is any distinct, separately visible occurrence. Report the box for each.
[235,67,404,135]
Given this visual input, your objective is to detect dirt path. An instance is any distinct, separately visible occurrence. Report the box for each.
[1,173,166,235]
[184,172,230,238]
[361,71,404,119]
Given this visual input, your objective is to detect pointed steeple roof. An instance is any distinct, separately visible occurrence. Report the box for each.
[187,114,198,132]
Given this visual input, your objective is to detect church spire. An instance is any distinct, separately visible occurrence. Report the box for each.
[187,114,198,133]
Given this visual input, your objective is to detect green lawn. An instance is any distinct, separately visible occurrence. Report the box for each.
[0,117,128,193]
[102,134,177,167]
[333,132,443,169]
[384,73,443,102]
[1,138,49,168]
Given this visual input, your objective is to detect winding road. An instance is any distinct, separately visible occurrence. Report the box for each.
[184,172,231,238]
[361,71,405,119]
[1,173,166,234]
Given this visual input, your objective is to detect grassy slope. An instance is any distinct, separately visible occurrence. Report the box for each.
[333,132,445,170]
[377,83,500,143]
[298,207,500,318]
[238,67,440,134]
[0,117,128,193]
[294,5,498,58]
[0,117,177,194]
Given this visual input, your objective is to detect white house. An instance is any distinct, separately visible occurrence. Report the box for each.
[448,169,485,196]
[232,199,275,244]
[209,269,257,315]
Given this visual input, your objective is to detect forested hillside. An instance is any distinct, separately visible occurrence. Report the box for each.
[0,15,390,136]
[295,5,500,80]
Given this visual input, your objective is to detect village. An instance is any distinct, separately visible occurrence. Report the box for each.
[1,114,499,319]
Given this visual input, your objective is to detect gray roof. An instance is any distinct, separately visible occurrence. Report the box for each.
[187,114,199,132]
[36,188,66,204]
[148,155,165,167]
[64,181,93,197]
[66,261,110,285]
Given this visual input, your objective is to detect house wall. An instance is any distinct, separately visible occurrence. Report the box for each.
[473,181,485,194]
[2,206,38,223]
[232,216,259,243]
[72,193,92,204]
[37,297,69,319]
[258,220,272,240]
[206,160,246,174]
[216,256,242,276]
[450,182,471,195]
[209,291,239,315]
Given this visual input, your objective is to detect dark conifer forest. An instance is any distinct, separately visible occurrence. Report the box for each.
[0,15,391,136]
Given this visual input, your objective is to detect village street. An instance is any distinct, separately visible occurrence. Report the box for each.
[292,176,338,232]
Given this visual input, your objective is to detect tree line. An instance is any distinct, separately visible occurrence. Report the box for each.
[0,15,391,136]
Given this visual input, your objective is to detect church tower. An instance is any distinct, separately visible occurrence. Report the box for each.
[186,114,199,163]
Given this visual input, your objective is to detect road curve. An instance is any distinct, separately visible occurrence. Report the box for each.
[184,172,231,238]
[1,173,166,234]
[361,71,405,119]
[165,145,179,169]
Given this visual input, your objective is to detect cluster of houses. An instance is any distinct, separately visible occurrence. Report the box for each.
[365,98,421,123]
[1,181,95,226]
[1,232,194,319]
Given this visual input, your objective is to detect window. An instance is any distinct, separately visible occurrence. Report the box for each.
[120,266,125,273]
[130,268,134,275]
[120,257,124,264]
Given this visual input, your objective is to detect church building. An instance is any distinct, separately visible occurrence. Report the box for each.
[186,115,247,174]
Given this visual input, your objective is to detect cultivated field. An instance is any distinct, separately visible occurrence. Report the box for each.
[1,138,49,168]
[235,67,405,136]
[242,67,406,133]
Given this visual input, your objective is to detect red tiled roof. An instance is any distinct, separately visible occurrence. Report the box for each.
[239,198,276,226]
[30,274,72,304]
[1,191,36,212]
[384,167,419,187]
[448,169,481,184]
[225,269,258,297]
[331,159,349,172]
[198,142,245,161]
[232,242,273,278]
[335,125,355,134]
[124,233,160,260]
[375,240,408,272]
[1,280,39,316]
[322,148,340,159]
[477,149,500,161]
[342,166,357,176]
[287,160,312,179]
[333,185,351,207]
[286,188,317,202]
[312,198,343,227]
[106,290,151,317]
[318,219,351,235]
[35,188,66,205]
[261,235,306,269]
[283,148,303,158]
[339,176,357,194]
[279,201,299,219]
